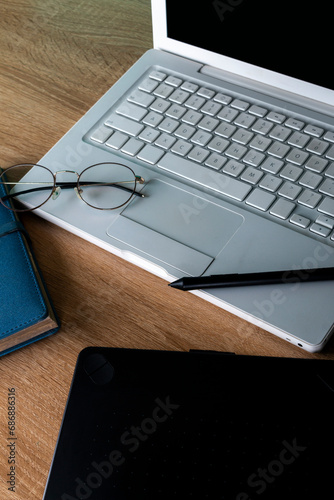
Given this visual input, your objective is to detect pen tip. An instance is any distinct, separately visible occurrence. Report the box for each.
[169,279,183,289]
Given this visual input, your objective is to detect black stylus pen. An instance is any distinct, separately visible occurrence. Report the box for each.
[169,267,334,291]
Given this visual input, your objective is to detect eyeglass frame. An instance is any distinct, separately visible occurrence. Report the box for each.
[0,162,145,212]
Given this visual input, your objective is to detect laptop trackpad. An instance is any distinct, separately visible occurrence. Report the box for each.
[106,179,243,276]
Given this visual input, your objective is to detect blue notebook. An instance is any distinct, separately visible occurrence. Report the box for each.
[0,171,59,356]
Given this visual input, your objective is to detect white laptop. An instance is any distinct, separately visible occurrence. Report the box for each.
[18,0,334,352]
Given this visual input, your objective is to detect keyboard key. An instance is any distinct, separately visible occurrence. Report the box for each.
[225,143,247,160]
[288,132,310,148]
[166,104,187,120]
[185,94,206,110]
[240,167,263,185]
[214,93,232,105]
[315,214,334,229]
[188,146,210,163]
[128,90,155,108]
[138,77,159,93]
[234,112,256,129]
[326,163,334,178]
[215,122,236,138]
[304,124,324,137]
[150,98,171,114]
[267,141,290,159]
[205,154,227,170]
[326,145,334,160]
[105,131,128,150]
[182,110,202,125]
[217,107,239,123]
[171,140,193,157]
[285,118,305,130]
[207,136,229,153]
[142,111,164,127]
[197,87,215,99]
[158,153,252,201]
[175,124,196,140]
[191,130,212,146]
[298,189,322,209]
[246,189,276,211]
[149,71,166,81]
[153,83,174,98]
[231,99,249,111]
[158,117,179,133]
[269,199,295,219]
[155,133,176,150]
[279,164,302,181]
[267,111,286,123]
[299,171,322,189]
[285,148,309,166]
[305,156,328,173]
[121,138,144,156]
[169,89,189,104]
[105,114,144,136]
[319,178,334,197]
[248,105,267,117]
[117,102,147,121]
[318,197,334,217]
[181,81,199,93]
[306,138,329,156]
[324,131,334,143]
[249,135,271,152]
[269,125,291,142]
[232,129,254,145]
[90,125,112,144]
[201,100,222,116]
[139,127,160,143]
[278,181,302,200]
[309,223,331,237]
[222,160,245,177]
[259,174,282,192]
[289,214,311,228]
[198,116,219,132]
[137,144,165,164]
[252,118,274,135]
[242,150,265,167]
[165,76,183,87]
[261,157,284,174]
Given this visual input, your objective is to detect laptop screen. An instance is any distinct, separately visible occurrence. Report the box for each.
[166,0,333,92]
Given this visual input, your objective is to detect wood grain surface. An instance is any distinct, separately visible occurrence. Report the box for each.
[0,1,333,498]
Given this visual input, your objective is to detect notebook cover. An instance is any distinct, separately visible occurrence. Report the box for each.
[0,173,59,355]
[43,347,334,499]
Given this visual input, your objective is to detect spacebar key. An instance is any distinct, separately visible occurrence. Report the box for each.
[158,153,251,201]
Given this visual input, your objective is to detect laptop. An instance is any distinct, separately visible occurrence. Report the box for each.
[43,347,334,499]
[18,0,334,352]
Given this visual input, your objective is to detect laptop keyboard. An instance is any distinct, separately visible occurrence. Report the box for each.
[89,70,334,245]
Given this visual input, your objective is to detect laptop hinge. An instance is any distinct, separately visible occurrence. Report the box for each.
[200,64,334,118]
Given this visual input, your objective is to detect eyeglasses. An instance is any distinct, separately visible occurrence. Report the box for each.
[0,162,145,212]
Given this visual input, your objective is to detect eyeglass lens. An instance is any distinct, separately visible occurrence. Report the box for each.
[78,163,137,210]
[0,164,55,212]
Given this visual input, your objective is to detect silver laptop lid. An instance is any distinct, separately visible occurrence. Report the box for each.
[153,0,334,109]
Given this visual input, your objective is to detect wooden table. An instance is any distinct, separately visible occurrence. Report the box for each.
[0,1,333,498]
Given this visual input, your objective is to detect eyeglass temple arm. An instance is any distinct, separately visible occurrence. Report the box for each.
[0,181,144,201]
[0,183,75,202]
